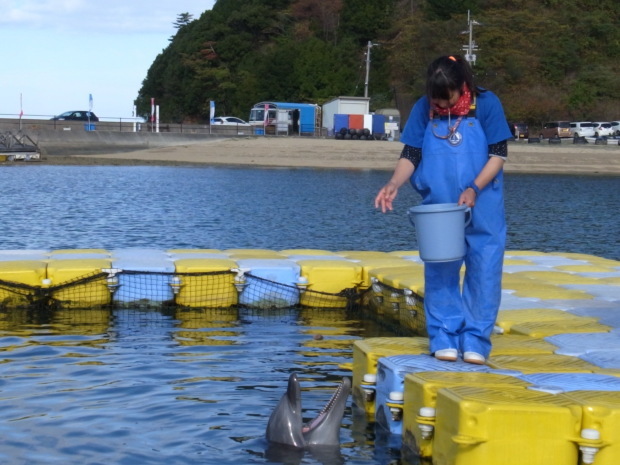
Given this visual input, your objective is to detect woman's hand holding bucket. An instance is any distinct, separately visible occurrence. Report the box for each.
[459,186,477,208]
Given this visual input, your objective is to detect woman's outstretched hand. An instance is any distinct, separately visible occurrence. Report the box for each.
[374,158,415,213]
[375,181,399,213]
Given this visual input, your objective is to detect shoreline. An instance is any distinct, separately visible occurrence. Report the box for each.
[39,136,620,175]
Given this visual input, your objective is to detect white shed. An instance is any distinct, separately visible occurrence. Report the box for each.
[322,96,370,132]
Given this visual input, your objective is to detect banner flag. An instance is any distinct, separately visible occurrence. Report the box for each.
[210,101,215,123]
[89,93,93,111]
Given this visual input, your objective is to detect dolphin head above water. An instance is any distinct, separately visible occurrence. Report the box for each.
[266,373,351,448]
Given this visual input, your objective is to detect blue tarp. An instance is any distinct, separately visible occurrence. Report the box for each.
[372,114,386,135]
[334,114,349,133]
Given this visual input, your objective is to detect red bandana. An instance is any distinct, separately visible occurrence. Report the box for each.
[432,85,472,116]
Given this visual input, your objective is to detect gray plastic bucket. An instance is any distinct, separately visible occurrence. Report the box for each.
[407,203,471,262]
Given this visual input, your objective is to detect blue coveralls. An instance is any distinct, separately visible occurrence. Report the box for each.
[410,111,506,358]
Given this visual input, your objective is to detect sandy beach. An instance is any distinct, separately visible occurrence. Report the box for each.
[44,136,620,175]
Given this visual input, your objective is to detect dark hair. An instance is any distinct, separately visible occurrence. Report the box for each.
[426,55,478,101]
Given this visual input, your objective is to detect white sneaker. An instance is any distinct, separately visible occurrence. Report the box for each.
[434,348,458,362]
[463,351,485,365]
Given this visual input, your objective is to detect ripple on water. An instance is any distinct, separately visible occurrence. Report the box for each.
[0,166,617,464]
[0,166,616,259]
[0,307,396,465]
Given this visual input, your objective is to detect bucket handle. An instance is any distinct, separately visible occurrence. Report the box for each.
[464,207,472,227]
[407,205,472,228]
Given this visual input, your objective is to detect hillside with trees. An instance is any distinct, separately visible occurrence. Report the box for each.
[135,0,620,129]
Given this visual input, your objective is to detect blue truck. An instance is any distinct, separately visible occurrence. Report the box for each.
[249,102,320,135]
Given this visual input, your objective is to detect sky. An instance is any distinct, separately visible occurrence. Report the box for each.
[0,0,216,120]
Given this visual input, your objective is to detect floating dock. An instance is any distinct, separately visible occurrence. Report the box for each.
[353,250,620,465]
[0,248,618,464]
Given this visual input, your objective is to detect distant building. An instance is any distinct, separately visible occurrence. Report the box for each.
[321,97,370,133]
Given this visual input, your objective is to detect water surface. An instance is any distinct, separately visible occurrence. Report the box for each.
[0,165,617,465]
[0,166,617,260]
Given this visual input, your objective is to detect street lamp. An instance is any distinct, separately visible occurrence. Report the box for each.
[461,10,481,65]
[364,40,380,98]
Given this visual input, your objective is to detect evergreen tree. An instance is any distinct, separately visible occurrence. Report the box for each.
[135,0,620,125]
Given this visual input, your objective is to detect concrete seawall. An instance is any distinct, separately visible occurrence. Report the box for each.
[33,129,227,156]
[2,119,620,175]
[0,118,239,156]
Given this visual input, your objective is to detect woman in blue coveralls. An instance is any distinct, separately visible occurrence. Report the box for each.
[375,55,512,365]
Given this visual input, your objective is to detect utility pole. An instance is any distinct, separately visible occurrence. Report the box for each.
[462,10,481,66]
[364,40,379,98]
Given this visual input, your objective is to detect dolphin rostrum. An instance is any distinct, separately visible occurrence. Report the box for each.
[266,373,351,448]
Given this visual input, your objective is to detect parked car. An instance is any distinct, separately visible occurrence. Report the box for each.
[539,121,571,139]
[51,110,99,122]
[570,122,596,137]
[509,122,529,139]
[592,122,614,137]
[211,116,250,126]
[610,121,620,136]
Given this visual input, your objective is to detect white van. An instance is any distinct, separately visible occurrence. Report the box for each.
[593,122,614,137]
[570,122,596,137]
